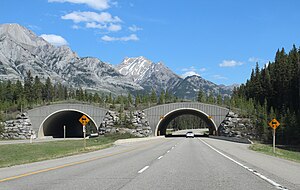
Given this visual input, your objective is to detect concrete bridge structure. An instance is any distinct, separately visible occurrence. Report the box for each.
[28,104,108,138]
[143,102,229,136]
[27,102,229,138]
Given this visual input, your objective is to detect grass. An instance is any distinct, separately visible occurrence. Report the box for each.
[249,143,300,163]
[0,133,136,168]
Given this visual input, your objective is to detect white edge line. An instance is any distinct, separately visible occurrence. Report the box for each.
[198,138,288,190]
[138,166,149,174]
[157,156,163,160]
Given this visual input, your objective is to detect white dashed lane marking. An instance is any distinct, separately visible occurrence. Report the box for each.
[138,166,149,174]
[157,156,163,160]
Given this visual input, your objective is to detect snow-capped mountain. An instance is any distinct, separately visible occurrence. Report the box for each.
[115,56,233,99]
[0,23,142,94]
[0,23,233,99]
[116,57,182,92]
[116,56,153,83]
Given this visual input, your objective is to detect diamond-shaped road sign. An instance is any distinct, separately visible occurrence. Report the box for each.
[268,118,280,129]
[79,115,90,126]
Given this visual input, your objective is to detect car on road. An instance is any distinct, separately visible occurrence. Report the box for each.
[186,131,194,138]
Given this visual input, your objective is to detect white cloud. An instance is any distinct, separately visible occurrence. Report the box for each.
[180,66,207,78]
[181,71,200,78]
[48,0,110,10]
[85,22,121,31]
[219,60,244,67]
[62,11,121,23]
[72,24,80,29]
[101,34,139,42]
[180,66,206,78]
[86,22,106,29]
[129,25,142,32]
[248,57,271,67]
[62,11,123,32]
[199,68,206,72]
[40,34,68,46]
[108,24,122,31]
[213,75,228,80]
[248,57,260,63]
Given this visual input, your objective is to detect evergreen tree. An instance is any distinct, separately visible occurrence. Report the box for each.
[197,90,204,102]
[24,70,34,104]
[127,93,133,105]
[43,77,54,102]
[150,89,157,104]
[33,76,43,104]
[158,91,165,104]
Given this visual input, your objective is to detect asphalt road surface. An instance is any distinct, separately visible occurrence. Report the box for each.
[1,137,299,190]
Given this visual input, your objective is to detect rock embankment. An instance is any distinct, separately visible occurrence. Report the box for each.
[219,111,255,139]
[0,113,36,140]
[99,110,152,137]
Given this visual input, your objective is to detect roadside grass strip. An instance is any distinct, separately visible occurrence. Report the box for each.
[249,143,300,163]
[0,133,135,168]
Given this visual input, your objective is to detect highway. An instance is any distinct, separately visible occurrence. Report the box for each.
[1,137,299,190]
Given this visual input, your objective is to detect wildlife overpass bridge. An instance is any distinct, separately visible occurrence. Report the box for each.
[143,102,229,136]
[28,104,108,138]
[27,102,229,138]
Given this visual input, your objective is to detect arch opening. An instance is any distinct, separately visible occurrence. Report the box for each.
[156,109,217,136]
[40,110,97,138]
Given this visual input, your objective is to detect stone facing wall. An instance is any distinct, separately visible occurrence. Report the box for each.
[99,110,152,137]
[0,113,36,140]
[218,111,255,139]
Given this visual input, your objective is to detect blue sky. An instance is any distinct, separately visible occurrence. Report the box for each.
[1,0,300,85]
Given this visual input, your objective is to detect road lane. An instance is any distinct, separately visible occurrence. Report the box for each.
[121,138,275,190]
[0,137,295,190]
[0,138,179,190]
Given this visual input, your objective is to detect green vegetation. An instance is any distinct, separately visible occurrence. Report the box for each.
[0,133,135,168]
[232,45,300,145]
[250,143,300,163]
[0,69,181,122]
[167,114,209,131]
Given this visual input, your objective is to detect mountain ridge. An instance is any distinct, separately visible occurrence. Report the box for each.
[0,23,233,99]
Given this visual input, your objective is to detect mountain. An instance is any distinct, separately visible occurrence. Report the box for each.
[116,56,153,83]
[116,57,182,93]
[173,75,232,99]
[0,23,142,94]
[115,57,233,99]
[0,23,233,99]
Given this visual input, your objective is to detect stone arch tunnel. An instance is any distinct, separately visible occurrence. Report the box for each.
[143,102,229,136]
[155,108,217,136]
[41,110,97,138]
[27,104,108,138]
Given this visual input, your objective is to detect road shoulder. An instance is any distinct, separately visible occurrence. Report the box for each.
[201,137,300,189]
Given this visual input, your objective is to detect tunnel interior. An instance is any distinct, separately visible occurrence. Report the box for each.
[157,109,216,136]
[42,110,97,138]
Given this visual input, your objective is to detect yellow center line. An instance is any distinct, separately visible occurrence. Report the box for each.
[0,138,169,183]
[0,144,147,183]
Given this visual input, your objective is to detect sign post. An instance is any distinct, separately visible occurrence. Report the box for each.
[79,115,90,149]
[63,125,66,140]
[268,118,280,154]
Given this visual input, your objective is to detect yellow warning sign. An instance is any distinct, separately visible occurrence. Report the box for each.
[79,115,90,126]
[268,118,280,129]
